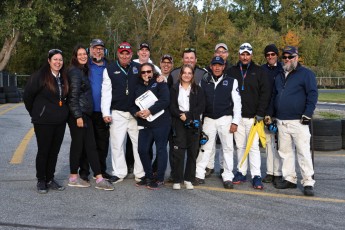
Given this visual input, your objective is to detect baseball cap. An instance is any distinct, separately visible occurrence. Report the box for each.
[90,39,104,47]
[239,43,253,55]
[118,42,132,53]
[139,42,150,51]
[282,46,298,55]
[160,54,173,63]
[211,56,225,65]
[215,43,228,51]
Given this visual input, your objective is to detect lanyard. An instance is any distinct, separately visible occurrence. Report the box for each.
[239,63,250,90]
[116,61,130,95]
[55,74,63,106]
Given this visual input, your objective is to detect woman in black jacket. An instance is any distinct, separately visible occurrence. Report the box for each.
[67,45,113,191]
[23,49,69,194]
[170,64,205,190]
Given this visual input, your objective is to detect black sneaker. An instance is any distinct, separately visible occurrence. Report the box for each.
[108,176,123,184]
[47,179,65,191]
[205,167,214,178]
[102,172,114,181]
[193,177,205,185]
[37,181,48,194]
[147,180,164,190]
[262,174,274,183]
[273,176,283,186]
[136,177,150,187]
[223,180,234,189]
[275,180,297,189]
[304,186,314,196]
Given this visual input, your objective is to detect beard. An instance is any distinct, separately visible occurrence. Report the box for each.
[283,60,298,72]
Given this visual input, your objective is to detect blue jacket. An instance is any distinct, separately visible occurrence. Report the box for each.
[88,58,107,112]
[132,77,171,128]
[272,63,318,119]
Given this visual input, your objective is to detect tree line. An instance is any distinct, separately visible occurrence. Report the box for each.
[1,0,344,78]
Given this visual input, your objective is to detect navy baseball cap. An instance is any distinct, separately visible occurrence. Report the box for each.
[90,39,104,47]
[282,46,298,55]
[139,42,150,51]
[211,56,225,65]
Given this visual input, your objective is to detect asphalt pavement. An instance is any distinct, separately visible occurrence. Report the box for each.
[0,103,344,230]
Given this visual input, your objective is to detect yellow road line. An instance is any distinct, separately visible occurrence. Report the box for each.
[196,186,345,203]
[10,128,35,164]
[0,103,23,115]
[0,104,9,108]
[316,154,345,157]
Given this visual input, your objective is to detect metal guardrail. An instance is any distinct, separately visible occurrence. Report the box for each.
[316,77,345,87]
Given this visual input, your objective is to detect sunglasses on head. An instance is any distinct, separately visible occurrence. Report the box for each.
[119,45,131,49]
[239,45,252,51]
[184,48,196,52]
[141,70,152,75]
[282,55,296,60]
[48,49,62,56]
[265,53,277,57]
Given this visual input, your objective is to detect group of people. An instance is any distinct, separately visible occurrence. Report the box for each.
[23,38,318,197]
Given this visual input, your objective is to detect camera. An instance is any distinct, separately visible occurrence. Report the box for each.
[184,119,200,129]
[267,121,278,134]
[199,131,209,145]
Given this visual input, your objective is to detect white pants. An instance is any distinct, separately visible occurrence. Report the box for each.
[196,116,234,181]
[276,119,315,187]
[109,110,145,179]
[206,141,223,169]
[234,118,261,178]
[265,129,282,176]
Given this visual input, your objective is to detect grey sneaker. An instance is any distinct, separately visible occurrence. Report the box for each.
[95,179,114,191]
[68,178,91,188]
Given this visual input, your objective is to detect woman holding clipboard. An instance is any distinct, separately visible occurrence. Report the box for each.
[132,63,171,190]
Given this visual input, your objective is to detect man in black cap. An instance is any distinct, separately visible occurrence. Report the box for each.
[195,56,242,189]
[269,46,317,196]
[160,54,174,82]
[133,42,161,73]
[261,44,283,185]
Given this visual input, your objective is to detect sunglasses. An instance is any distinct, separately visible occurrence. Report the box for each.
[119,45,131,49]
[161,61,172,64]
[265,53,277,57]
[141,70,152,75]
[184,48,196,52]
[48,49,62,55]
[282,55,296,60]
[239,45,252,51]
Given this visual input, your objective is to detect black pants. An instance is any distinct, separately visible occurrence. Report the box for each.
[79,112,109,177]
[171,128,199,183]
[34,123,66,182]
[68,115,101,176]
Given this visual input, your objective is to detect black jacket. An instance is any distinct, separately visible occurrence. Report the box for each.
[67,66,93,118]
[23,70,69,125]
[229,61,271,118]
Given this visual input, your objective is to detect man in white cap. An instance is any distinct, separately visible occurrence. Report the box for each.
[229,42,271,190]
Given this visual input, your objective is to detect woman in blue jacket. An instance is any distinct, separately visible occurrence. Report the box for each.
[133,63,171,190]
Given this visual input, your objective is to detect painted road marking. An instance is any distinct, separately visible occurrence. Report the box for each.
[0,104,10,108]
[196,186,345,203]
[10,128,35,164]
[0,103,22,115]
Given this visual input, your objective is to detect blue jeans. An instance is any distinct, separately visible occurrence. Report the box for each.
[138,125,170,182]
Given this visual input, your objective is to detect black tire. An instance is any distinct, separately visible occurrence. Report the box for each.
[313,135,342,151]
[342,135,345,149]
[6,97,21,103]
[3,86,18,93]
[341,120,345,135]
[0,93,5,99]
[0,87,3,93]
[312,119,342,136]
[5,92,20,98]
[0,98,6,104]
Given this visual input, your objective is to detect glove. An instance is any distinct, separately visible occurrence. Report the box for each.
[300,115,311,125]
[264,115,272,125]
[256,115,264,122]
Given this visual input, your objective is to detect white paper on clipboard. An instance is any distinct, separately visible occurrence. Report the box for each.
[135,90,164,122]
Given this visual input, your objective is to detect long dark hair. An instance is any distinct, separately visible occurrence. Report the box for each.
[139,62,159,78]
[178,64,197,93]
[70,44,89,75]
[40,49,68,96]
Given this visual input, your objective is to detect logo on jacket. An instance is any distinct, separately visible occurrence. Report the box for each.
[114,71,120,74]
[133,67,138,74]
[151,83,157,88]
[223,80,228,86]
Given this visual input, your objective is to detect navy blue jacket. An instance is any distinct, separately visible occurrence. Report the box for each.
[106,60,140,113]
[272,63,318,119]
[132,78,171,128]
[201,73,236,119]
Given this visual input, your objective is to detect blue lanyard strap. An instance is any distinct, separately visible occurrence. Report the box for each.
[116,61,130,95]
[239,63,250,90]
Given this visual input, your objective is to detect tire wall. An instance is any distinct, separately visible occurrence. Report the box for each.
[312,119,342,151]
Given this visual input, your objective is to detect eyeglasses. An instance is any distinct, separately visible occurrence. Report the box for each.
[216,50,228,54]
[265,53,277,57]
[141,70,152,75]
[119,45,131,49]
[48,49,62,56]
[282,55,296,60]
[94,47,104,51]
[184,48,196,52]
[239,45,252,51]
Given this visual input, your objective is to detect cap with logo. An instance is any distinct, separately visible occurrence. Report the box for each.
[215,43,228,51]
[282,46,298,55]
[139,42,150,51]
[211,56,225,65]
[90,39,104,47]
[239,43,253,55]
[118,42,132,53]
[160,54,173,63]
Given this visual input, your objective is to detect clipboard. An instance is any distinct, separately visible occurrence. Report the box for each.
[135,90,164,122]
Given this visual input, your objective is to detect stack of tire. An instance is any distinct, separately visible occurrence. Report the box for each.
[4,86,21,103]
[342,120,345,149]
[312,119,342,151]
[0,87,6,104]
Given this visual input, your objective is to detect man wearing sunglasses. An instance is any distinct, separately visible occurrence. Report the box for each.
[229,43,271,190]
[270,46,317,196]
[101,41,145,184]
[261,44,283,186]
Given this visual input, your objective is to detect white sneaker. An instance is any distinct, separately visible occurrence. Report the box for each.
[173,183,181,190]
[184,181,194,190]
